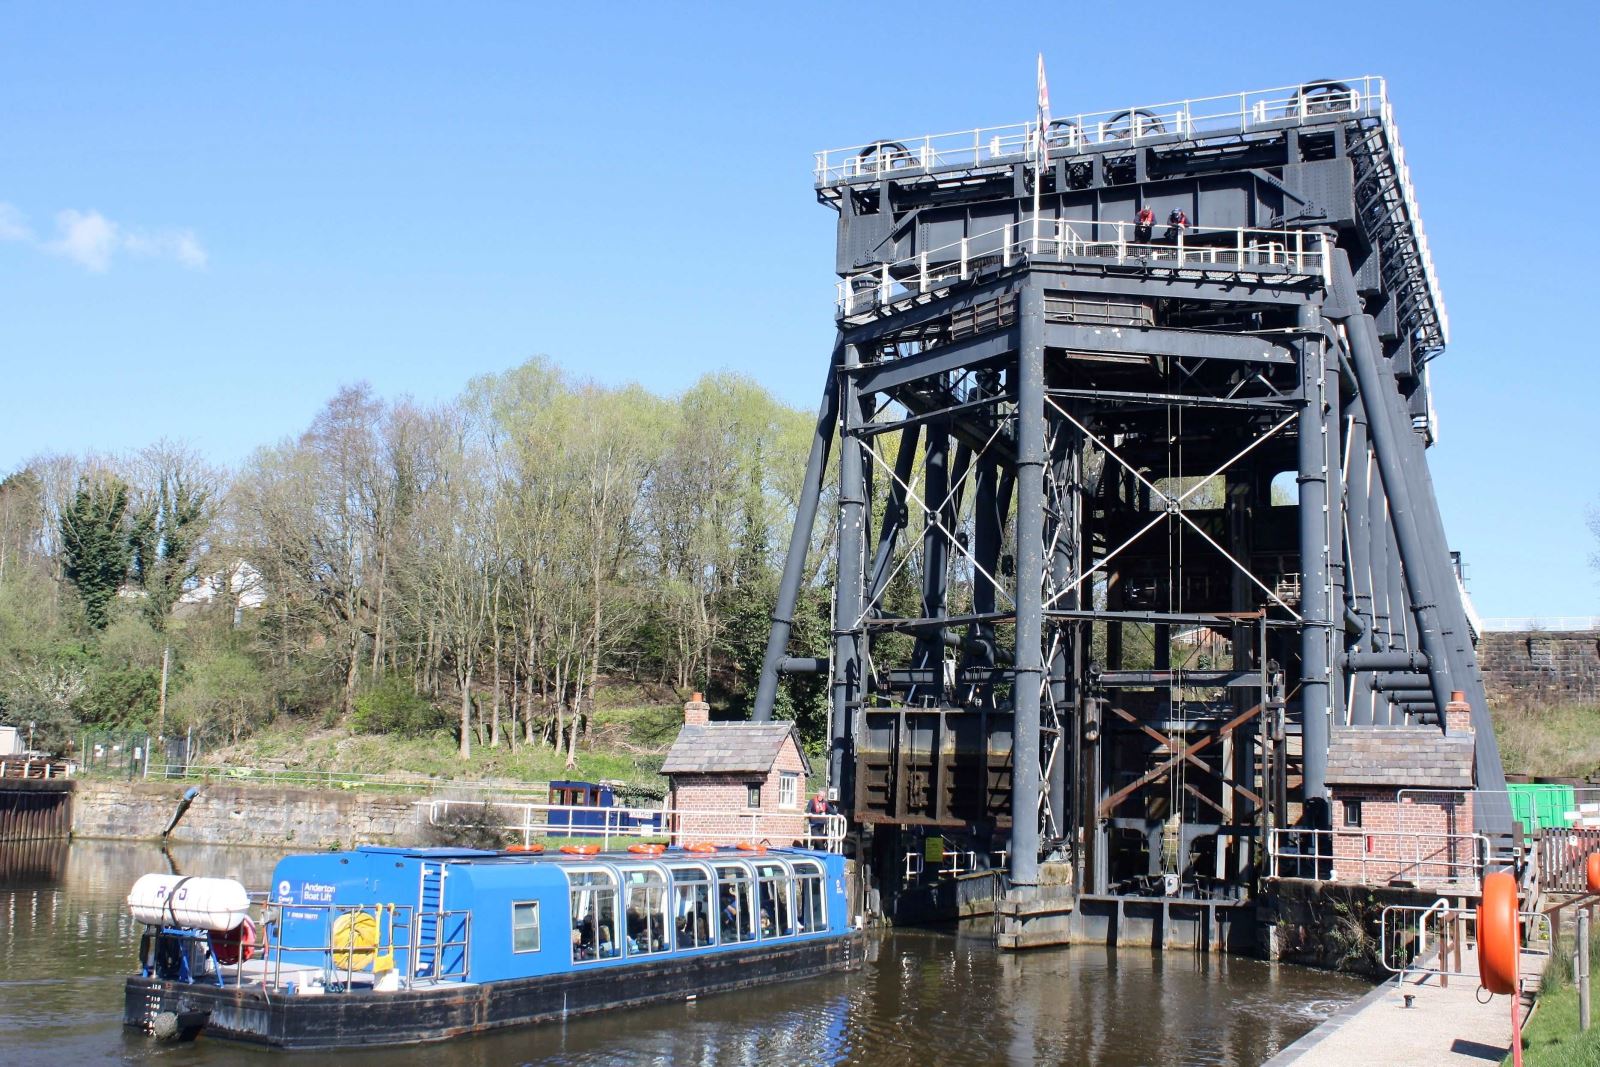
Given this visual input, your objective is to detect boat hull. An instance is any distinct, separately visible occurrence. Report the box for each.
[125,932,862,1050]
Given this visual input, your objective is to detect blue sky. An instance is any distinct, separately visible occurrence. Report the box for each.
[0,2,1595,617]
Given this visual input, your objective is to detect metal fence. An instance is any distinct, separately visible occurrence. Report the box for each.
[1268,827,1489,889]
[1539,827,1600,894]
[425,799,848,853]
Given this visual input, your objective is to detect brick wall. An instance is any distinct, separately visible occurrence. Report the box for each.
[1328,786,1476,885]
[1478,630,1600,705]
[667,736,811,846]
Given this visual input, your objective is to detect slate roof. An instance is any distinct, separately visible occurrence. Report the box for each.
[661,723,811,778]
[1325,727,1475,789]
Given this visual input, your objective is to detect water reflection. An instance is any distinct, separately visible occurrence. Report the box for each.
[0,841,1368,1066]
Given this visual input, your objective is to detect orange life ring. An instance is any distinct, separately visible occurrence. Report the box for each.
[1477,869,1519,996]
[627,843,666,855]
[686,843,717,854]
[560,844,601,856]
[1587,853,1600,894]
[209,917,256,966]
[506,843,545,854]
[735,842,767,854]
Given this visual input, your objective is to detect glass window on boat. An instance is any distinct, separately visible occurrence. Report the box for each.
[512,900,540,953]
[714,862,758,944]
[668,864,714,950]
[793,859,826,933]
[567,868,621,963]
[622,866,670,956]
[755,860,794,938]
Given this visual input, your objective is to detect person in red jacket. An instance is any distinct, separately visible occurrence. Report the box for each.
[807,791,834,845]
[1165,208,1188,241]
[1135,206,1155,242]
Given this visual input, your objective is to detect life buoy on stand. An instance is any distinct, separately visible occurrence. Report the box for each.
[1587,852,1600,893]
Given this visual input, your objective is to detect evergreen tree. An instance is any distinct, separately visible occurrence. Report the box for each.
[60,477,131,629]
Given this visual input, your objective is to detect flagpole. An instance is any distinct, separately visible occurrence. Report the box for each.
[1033,54,1049,256]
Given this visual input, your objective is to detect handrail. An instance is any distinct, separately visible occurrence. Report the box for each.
[423,799,849,853]
[0,757,74,779]
[815,76,1388,182]
[1268,827,1489,888]
[838,218,1327,315]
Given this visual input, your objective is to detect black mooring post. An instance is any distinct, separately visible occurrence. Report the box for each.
[753,364,840,722]
[1010,281,1046,887]
[1296,302,1331,818]
[830,344,866,799]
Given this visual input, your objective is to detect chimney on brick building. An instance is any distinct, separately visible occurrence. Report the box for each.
[1444,690,1473,735]
[684,692,710,726]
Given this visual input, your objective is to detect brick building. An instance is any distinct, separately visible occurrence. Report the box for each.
[1322,697,1478,887]
[661,695,814,847]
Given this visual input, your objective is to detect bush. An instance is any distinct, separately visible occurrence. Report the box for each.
[352,676,446,737]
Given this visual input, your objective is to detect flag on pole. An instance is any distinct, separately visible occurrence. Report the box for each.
[1036,53,1051,166]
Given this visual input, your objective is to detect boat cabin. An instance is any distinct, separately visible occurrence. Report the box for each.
[267,845,849,986]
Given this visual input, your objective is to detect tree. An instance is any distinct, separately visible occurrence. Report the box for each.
[126,441,220,627]
[60,476,131,629]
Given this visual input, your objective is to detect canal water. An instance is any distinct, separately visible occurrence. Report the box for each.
[0,840,1369,1066]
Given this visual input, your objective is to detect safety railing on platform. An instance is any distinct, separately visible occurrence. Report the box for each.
[0,756,74,779]
[1380,899,1552,984]
[1267,827,1490,889]
[837,219,1327,315]
[423,799,848,853]
[814,76,1387,182]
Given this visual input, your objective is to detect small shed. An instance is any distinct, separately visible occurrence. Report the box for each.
[1323,710,1476,886]
[661,695,813,847]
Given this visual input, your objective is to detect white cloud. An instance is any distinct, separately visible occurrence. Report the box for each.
[0,201,207,272]
[47,209,119,272]
[0,203,33,243]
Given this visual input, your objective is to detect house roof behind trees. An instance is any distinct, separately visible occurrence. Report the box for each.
[661,723,811,777]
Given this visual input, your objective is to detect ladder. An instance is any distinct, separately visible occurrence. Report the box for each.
[415,861,446,980]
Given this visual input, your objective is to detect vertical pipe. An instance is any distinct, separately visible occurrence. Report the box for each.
[1344,397,1376,726]
[1047,424,1079,838]
[914,421,952,700]
[753,365,841,721]
[1325,361,1346,721]
[1010,282,1047,886]
[831,344,867,798]
[1297,303,1331,818]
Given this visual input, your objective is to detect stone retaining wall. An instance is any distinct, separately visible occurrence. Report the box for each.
[1477,629,1600,705]
[71,779,428,849]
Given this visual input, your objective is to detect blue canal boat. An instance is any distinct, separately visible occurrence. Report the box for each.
[545,778,664,837]
[124,844,860,1049]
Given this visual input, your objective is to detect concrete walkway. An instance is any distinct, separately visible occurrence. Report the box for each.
[1264,946,1545,1067]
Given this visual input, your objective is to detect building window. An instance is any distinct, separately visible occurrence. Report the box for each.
[511,900,540,953]
[747,783,762,808]
[778,772,799,809]
[1342,799,1363,828]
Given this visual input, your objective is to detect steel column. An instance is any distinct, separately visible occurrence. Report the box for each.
[1010,281,1046,886]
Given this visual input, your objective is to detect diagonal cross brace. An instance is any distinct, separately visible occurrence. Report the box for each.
[1096,701,1265,817]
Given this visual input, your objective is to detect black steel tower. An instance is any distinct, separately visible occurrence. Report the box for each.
[753,77,1508,933]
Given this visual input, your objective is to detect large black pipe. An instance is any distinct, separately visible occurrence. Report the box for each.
[1296,303,1332,809]
[1010,281,1046,886]
[829,344,867,794]
[754,367,840,721]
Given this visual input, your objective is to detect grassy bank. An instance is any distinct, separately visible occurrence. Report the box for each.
[1491,701,1600,780]
[192,689,686,797]
[1509,924,1600,1066]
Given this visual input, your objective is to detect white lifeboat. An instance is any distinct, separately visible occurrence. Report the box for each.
[127,873,251,932]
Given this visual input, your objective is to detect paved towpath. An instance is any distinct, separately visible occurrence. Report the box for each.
[1264,945,1544,1067]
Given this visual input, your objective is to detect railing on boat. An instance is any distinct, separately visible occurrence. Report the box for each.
[423,799,849,853]
[232,898,472,993]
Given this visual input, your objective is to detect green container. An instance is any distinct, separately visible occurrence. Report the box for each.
[1507,783,1577,830]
